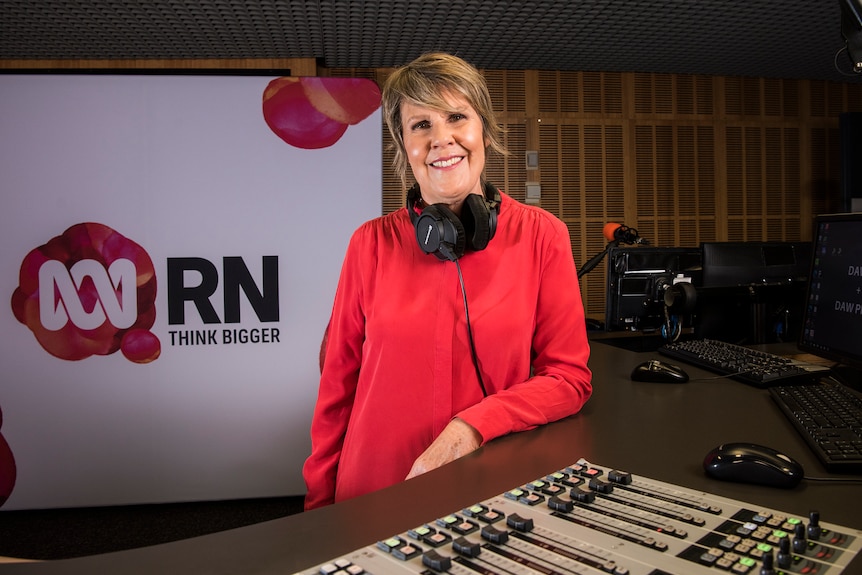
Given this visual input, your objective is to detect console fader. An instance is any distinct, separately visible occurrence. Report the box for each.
[298,459,862,575]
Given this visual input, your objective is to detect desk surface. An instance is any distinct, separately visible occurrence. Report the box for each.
[5,340,862,574]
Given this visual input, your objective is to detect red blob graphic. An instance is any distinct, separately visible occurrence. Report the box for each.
[262,77,381,149]
[121,328,161,363]
[0,406,15,507]
[10,222,161,364]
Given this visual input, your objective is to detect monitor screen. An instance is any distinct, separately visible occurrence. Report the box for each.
[799,213,862,372]
[701,241,811,288]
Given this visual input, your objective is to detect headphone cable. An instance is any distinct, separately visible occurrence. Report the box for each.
[455,260,488,397]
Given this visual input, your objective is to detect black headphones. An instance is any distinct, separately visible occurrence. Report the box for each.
[661,281,697,342]
[407,182,501,262]
[663,281,697,313]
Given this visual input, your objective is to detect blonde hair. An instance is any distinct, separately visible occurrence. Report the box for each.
[381,52,507,190]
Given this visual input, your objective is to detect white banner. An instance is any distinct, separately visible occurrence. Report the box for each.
[0,73,382,510]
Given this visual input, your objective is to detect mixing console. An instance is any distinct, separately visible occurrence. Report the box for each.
[298,459,861,575]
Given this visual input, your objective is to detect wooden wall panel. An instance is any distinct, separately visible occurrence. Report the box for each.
[486,122,527,203]
[365,66,854,320]
[633,123,716,248]
[0,57,317,74]
[809,126,843,218]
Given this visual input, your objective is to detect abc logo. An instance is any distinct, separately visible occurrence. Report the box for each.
[11,222,161,363]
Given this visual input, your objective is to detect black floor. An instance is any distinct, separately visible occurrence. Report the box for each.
[0,496,305,561]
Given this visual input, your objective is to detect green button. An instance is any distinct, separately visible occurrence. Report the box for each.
[739,557,756,567]
[774,530,788,538]
[469,505,483,514]
[414,526,430,536]
[787,517,802,525]
[441,515,457,525]
[384,537,400,548]
[757,543,772,552]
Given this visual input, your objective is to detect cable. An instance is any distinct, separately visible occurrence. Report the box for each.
[834,45,862,76]
[661,305,681,343]
[688,371,752,382]
[803,475,862,484]
[455,259,488,397]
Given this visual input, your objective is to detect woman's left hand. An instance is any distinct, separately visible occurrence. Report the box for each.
[405,418,482,479]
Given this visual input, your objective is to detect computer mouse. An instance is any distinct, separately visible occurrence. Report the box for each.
[630,360,689,383]
[703,442,804,488]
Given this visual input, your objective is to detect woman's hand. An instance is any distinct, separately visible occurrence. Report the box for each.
[405,418,482,480]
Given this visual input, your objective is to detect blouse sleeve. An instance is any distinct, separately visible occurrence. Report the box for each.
[301,228,368,510]
[456,215,593,442]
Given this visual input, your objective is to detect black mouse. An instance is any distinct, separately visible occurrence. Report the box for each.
[630,360,689,383]
[703,442,804,488]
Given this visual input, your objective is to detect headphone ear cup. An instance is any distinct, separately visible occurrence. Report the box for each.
[484,182,500,240]
[663,282,697,313]
[461,194,491,251]
[406,183,421,226]
[415,204,466,261]
[461,184,500,251]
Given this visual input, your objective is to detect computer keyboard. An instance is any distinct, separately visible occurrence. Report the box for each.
[658,338,827,387]
[769,381,862,473]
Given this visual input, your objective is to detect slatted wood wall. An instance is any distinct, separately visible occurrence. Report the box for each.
[327,66,862,320]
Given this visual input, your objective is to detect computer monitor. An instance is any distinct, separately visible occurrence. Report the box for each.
[701,241,811,287]
[798,213,862,384]
[695,241,811,344]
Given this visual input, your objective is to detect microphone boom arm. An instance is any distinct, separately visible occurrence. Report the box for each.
[578,240,618,278]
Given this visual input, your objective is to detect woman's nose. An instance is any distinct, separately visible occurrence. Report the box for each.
[430,122,454,147]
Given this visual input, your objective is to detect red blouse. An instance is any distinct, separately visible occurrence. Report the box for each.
[302,191,592,510]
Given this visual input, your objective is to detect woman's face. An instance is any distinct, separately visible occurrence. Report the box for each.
[400,91,487,210]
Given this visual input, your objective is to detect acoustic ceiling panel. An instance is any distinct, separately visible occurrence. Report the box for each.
[0,0,859,83]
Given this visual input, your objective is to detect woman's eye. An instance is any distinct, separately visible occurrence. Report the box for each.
[449,113,466,122]
[411,120,431,130]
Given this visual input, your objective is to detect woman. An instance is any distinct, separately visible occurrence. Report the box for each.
[302,52,592,510]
